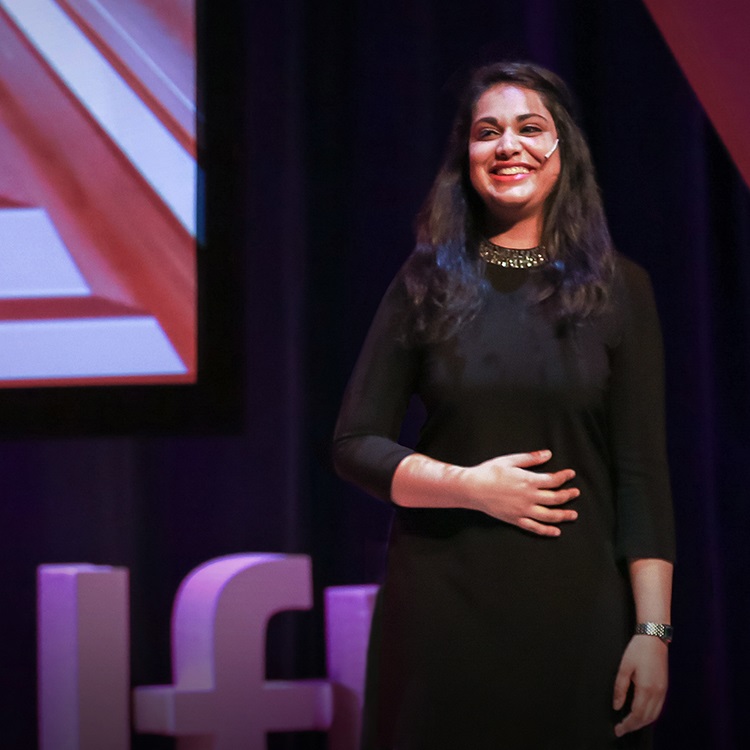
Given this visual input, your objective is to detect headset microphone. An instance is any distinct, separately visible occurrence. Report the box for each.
[543,139,560,161]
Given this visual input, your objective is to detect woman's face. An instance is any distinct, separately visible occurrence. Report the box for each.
[468,84,561,227]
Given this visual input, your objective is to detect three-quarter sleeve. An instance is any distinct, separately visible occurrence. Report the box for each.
[332,275,420,502]
[608,259,676,561]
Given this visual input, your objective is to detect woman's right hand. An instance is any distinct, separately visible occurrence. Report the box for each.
[460,449,579,536]
[392,449,579,536]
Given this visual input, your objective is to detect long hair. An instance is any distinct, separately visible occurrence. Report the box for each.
[402,61,616,343]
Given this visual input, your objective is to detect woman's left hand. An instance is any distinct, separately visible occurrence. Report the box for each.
[612,635,668,737]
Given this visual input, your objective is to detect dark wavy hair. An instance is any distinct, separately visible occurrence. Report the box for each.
[402,61,616,343]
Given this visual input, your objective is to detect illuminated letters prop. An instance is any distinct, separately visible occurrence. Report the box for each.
[37,565,130,750]
[133,554,333,749]
[325,585,379,750]
[37,557,378,748]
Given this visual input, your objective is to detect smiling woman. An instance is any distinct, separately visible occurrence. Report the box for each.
[333,61,675,749]
[468,85,561,235]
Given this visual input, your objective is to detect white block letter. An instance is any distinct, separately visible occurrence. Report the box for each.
[133,553,332,749]
[37,564,130,750]
[325,585,379,750]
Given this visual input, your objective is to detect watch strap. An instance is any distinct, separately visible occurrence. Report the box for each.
[635,622,673,644]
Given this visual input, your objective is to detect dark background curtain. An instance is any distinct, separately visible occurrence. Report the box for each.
[2,1,747,747]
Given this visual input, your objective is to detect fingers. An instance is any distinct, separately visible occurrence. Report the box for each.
[612,664,632,712]
[516,456,579,533]
[505,453,579,497]
[537,487,580,506]
[614,692,666,737]
[508,449,553,468]
[536,468,577,489]
[517,502,577,535]
[473,451,580,535]
[516,517,563,537]
[612,645,667,738]
[504,452,576,490]
[520,484,580,534]
[531,504,578,524]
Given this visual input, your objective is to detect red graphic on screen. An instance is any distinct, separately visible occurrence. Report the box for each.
[0,0,196,386]
[642,0,750,190]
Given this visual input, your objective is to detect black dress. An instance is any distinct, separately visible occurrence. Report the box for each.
[333,255,675,750]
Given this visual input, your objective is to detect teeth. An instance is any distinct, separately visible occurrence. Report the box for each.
[496,166,531,175]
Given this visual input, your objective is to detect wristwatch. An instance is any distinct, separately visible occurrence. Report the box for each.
[635,622,673,644]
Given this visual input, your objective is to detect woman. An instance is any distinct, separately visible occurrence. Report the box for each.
[333,61,675,749]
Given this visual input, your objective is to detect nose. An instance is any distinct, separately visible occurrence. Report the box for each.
[495,129,521,156]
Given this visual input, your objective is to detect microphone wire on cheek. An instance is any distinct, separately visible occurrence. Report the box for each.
[543,138,559,162]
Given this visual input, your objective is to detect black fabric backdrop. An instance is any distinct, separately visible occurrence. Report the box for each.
[1,1,747,747]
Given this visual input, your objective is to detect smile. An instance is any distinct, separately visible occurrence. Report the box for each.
[492,166,532,175]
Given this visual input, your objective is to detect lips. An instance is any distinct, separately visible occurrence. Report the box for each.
[489,163,535,181]
[494,165,532,175]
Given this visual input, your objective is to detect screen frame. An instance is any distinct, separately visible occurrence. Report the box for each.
[0,0,245,436]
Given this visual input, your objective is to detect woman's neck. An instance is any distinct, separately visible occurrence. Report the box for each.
[484,213,543,249]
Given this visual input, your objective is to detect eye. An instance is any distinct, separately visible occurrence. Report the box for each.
[476,127,498,139]
[520,124,543,135]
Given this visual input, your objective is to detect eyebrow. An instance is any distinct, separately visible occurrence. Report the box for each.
[473,113,549,125]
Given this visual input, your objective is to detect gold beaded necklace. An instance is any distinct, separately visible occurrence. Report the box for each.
[478,237,548,269]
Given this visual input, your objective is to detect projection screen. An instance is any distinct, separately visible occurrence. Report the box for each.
[0,0,196,387]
